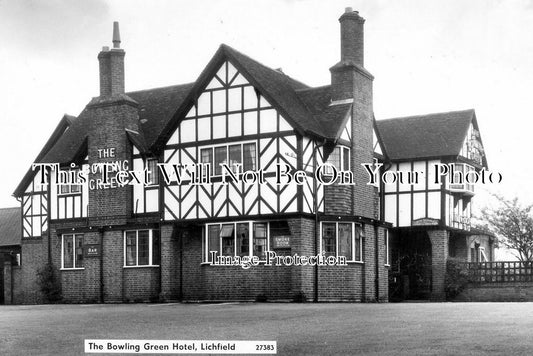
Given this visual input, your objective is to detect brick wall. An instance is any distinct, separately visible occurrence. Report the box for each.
[15,239,47,304]
[160,224,180,301]
[454,283,533,302]
[428,229,449,301]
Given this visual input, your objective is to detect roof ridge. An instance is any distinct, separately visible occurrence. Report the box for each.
[380,108,475,122]
[0,207,20,210]
[220,43,310,89]
[295,84,331,93]
[126,82,195,95]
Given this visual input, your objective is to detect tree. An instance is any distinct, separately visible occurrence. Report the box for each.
[481,195,533,262]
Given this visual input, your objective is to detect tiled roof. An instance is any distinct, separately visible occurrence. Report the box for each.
[128,83,195,148]
[14,44,477,197]
[221,45,328,137]
[0,207,21,246]
[375,109,475,160]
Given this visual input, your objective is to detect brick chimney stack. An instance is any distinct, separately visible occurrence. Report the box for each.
[340,7,365,66]
[98,21,125,97]
[329,9,376,220]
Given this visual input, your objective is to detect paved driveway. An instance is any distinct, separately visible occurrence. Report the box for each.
[2,302,533,355]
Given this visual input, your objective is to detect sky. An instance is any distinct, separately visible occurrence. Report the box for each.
[0,0,532,225]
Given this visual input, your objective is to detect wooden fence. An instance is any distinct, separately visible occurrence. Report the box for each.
[465,261,533,283]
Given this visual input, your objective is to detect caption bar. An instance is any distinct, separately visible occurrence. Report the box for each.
[85,340,276,354]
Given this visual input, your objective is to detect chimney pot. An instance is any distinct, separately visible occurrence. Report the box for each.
[99,22,125,97]
[112,22,121,49]
[345,7,353,13]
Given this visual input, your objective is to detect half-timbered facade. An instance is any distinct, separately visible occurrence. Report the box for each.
[376,111,495,300]
[11,8,492,304]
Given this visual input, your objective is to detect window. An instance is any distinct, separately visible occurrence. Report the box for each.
[124,230,160,267]
[384,229,389,266]
[323,146,350,179]
[62,234,84,269]
[220,224,235,256]
[229,145,241,173]
[200,148,213,177]
[200,142,257,175]
[214,147,228,175]
[58,169,81,195]
[204,221,270,261]
[320,222,362,262]
[480,247,488,262]
[322,223,336,257]
[147,159,159,185]
[253,223,268,259]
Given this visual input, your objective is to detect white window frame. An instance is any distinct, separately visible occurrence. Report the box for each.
[323,145,351,177]
[200,140,257,176]
[61,233,84,270]
[57,168,82,196]
[123,229,160,267]
[384,229,390,266]
[146,158,159,186]
[204,221,271,262]
[480,247,488,262]
[319,222,362,262]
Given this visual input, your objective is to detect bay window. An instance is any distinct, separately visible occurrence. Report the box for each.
[204,221,270,262]
[320,222,362,262]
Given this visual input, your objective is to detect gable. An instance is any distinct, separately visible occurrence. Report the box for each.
[459,120,486,167]
[166,60,295,145]
[373,127,383,155]
[376,109,475,161]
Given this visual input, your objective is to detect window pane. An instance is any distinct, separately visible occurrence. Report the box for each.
[138,230,150,265]
[126,231,137,266]
[152,230,160,266]
[338,223,352,259]
[322,223,336,257]
[331,147,341,169]
[60,183,70,194]
[75,235,84,268]
[63,235,73,268]
[229,145,241,173]
[214,146,227,175]
[253,223,267,259]
[343,147,350,171]
[243,143,256,171]
[221,224,234,256]
[200,148,213,177]
[208,225,221,261]
[148,159,159,185]
[354,225,362,261]
[237,223,249,257]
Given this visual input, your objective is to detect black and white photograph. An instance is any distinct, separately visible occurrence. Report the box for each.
[1,0,533,355]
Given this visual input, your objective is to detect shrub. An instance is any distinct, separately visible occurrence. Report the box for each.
[255,294,268,302]
[292,291,307,303]
[445,258,471,300]
[36,263,62,303]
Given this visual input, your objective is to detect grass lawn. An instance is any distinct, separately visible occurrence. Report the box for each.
[1,302,533,355]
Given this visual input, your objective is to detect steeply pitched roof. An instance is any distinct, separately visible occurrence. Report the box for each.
[296,85,352,140]
[375,109,475,161]
[13,114,75,197]
[154,44,345,150]
[0,207,21,247]
[128,83,195,149]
